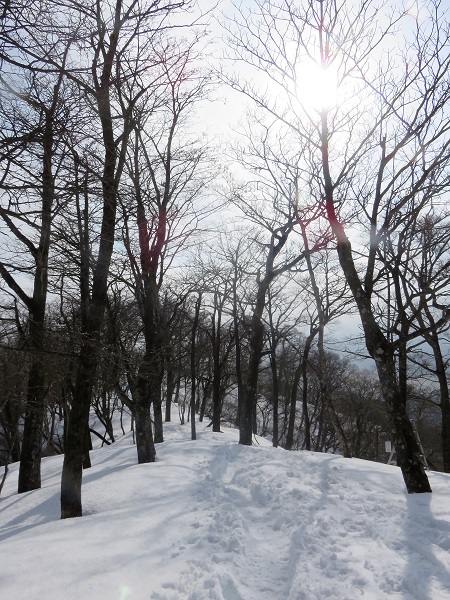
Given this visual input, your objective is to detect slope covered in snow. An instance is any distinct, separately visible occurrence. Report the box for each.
[1,419,450,600]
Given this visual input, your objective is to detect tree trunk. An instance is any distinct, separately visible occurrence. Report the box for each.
[239,222,295,445]
[321,107,431,493]
[301,348,312,451]
[232,263,243,428]
[240,262,275,444]
[134,401,156,464]
[338,237,431,491]
[18,332,46,492]
[285,331,315,451]
[425,335,450,472]
[128,354,159,460]
[190,294,201,440]
[419,312,450,473]
[1,399,21,463]
[199,378,210,423]
[212,294,222,433]
[61,340,97,518]
[270,352,279,447]
[165,365,175,422]
[240,310,265,445]
[147,355,164,447]
[82,421,92,469]
[318,325,351,458]
[61,24,127,514]
[442,400,450,473]
[300,219,351,458]
[286,359,302,451]
[153,395,164,444]
[18,102,55,493]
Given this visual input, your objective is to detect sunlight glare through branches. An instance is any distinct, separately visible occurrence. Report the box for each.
[295,61,339,111]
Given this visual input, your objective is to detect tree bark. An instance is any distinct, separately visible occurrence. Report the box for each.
[18,319,46,492]
[301,354,312,452]
[1,399,21,463]
[270,351,279,447]
[232,259,243,428]
[134,393,156,464]
[17,98,57,492]
[190,294,201,440]
[320,102,431,492]
[333,236,431,491]
[212,292,222,433]
[153,387,164,444]
[240,297,266,445]
[61,339,98,518]
[333,236,431,492]
[421,325,450,472]
[317,324,351,458]
[285,358,302,451]
[165,362,175,422]
[138,275,164,447]
[286,331,316,451]
[239,229,291,445]
[300,219,351,458]
[61,6,128,516]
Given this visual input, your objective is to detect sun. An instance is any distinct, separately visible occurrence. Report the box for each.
[295,61,339,111]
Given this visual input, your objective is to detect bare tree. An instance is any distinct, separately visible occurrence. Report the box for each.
[389,212,450,471]
[119,34,213,459]
[0,5,75,491]
[299,222,351,456]
[222,0,450,492]
[227,124,327,445]
[49,0,187,518]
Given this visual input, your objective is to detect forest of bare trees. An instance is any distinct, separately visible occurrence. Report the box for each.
[1,0,450,515]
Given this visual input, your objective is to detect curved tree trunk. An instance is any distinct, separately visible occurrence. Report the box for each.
[320,97,431,492]
[239,228,293,445]
[328,223,431,492]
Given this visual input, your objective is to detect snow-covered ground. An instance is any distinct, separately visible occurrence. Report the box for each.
[1,419,450,600]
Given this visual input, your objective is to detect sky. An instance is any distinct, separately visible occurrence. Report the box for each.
[1,414,450,599]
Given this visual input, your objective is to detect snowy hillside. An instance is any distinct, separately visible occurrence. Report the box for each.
[1,420,450,600]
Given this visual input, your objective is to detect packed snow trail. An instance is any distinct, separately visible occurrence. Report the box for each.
[152,436,450,600]
[1,422,450,599]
